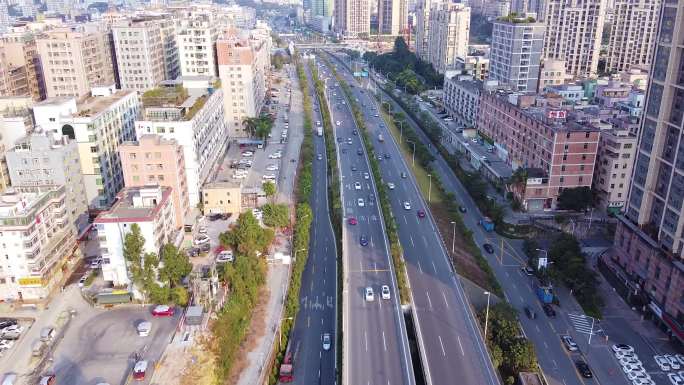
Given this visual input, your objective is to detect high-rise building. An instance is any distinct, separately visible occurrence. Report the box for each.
[334,0,371,37]
[510,0,545,18]
[0,33,46,101]
[0,0,9,34]
[542,0,606,77]
[177,10,220,77]
[490,15,545,92]
[378,0,403,35]
[36,23,116,99]
[611,0,684,341]
[112,19,167,92]
[426,3,470,74]
[605,0,661,73]
[312,0,334,17]
[217,30,271,138]
[33,86,140,209]
[414,0,433,60]
[20,0,35,18]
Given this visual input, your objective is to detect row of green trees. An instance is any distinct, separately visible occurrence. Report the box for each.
[323,54,411,304]
[243,115,274,141]
[123,224,192,305]
[362,37,443,94]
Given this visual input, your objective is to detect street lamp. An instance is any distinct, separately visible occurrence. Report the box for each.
[279,316,294,348]
[393,120,404,143]
[428,174,432,203]
[406,140,416,167]
[450,221,456,253]
[382,101,392,114]
[483,291,492,340]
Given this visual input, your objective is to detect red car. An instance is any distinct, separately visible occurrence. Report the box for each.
[348,217,358,225]
[151,305,174,317]
[133,360,148,380]
[417,210,426,218]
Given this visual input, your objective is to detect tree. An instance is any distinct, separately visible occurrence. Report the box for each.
[262,203,290,228]
[263,181,276,202]
[557,186,594,211]
[159,244,192,287]
[243,116,273,140]
[123,223,146,285]
[220,212,275,256]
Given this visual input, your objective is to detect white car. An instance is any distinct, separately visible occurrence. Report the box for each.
[78,275,88,288]
[387,182,395,190]
[677,354,684,366]
[622,363,646,374]
[381,285,391,300]
[262,174,277,180]
[336,121,341,126]
[242,151,254,157]
[561,335,578,352]
[363,172,369,180]
[619,356,641,366]
[657,355,673,371]
[0,339,14,350]
[269,153,282,159]
[1,325,23,334]
[322,333,331,351]
[613,344,635,354]
[403,201,411,210]
[217,250,234,263]
[668,373,684,385]
[354,182,361,190]
[193,235,210,245]
[357,198,365,207]
[667,355,682,370]
[616,350,639,360]
[627,371,652,381]
[233,173,247,179]
[252,209,263,219]
[633,379,655,385]
[266,164,279,171]
[365,287,374,301]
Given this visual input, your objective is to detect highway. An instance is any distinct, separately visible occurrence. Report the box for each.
[314,59,415,385]
[288,62,338,385]
[326,52,500,385]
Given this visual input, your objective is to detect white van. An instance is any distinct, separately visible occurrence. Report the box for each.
[40,326,55,342]
[137,321,151,337]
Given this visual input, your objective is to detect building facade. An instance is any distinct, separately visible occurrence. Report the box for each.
[426,3,470,74]
[0,33,46,101]
[0,186,76,301]
[334,0,370,37]
[414,0,433,60]
[94,186,176,286]
[538,59,568,92]
[202,181,242,214]
[177,12,219,77]
[134,78,227,206]
[112,19,167,92]
[33,86,140,209]
[593,128,637,213]
[490,16,545,92]
[606,0,661,73]
[36,24,116,99]
[443,75,482,127]
[542,0,607,77]
[378,0,403,35]
[119,135,190,229]
[6,133,89,232]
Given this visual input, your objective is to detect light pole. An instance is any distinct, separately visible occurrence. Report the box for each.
[428,174,432,203]
[450,221,456,253]
[406,140,416,167]
[382,101,392,114]
[394,120,404,143]
[279,316,294,348]
[483,291,491,340]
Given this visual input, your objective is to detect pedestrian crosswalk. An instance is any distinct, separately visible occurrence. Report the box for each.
[568,313,602,335]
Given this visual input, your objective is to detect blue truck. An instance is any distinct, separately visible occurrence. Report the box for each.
[479,217,495,232]
[534,282,554,304]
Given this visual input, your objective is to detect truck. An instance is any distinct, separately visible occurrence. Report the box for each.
[534,281,554,304]
[479,217,495,232]
[278,351,294,382]
[317,126,323,136]
[378,134,384,142]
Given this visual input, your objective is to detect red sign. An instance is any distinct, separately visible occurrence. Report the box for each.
[547,110,567,119]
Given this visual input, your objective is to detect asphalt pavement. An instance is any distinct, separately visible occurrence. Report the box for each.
[287,61,338,385]
[314,59,414,385]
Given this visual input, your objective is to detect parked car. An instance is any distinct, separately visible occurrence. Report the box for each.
[656,355,673,371]
[668,373,684,385]
[613,344,635,354]
[217,250,234,263]
[151,305,174,317]
[38,375,56,385]
[667,355,682,370]
[193,235,210,245]
[483,243,494,254]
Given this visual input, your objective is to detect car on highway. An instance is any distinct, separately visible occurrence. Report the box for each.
[336,121,341,125]
[354,182,361,190]
[483,243,495,253]
[266,164,279,171]
[348,217,358,225]
[365,287,374,302]
[543,304,556,317]
[360,236,368,246]
[384,153,390,159]
[656,355,673,371]
[347,138,353,145]
[38,375,56,385]
[668,373,684,385]
[403,201,411,210]
[137,321,152,337]
[357,198,365,207]
[381,285,391,300]
[217,250,234,263]
[357,148,363,155]
[151,305,174,317]
[387,182,395,190]
[262,174,277,180]
[575,360,593,378]
[363,172,369,180]
[458,206,467,213]
[524,306,536,319]
[668,355,682,370]
[417,209,426,218]
[561,335,578,351]
[133,360,148,380]
[322,333,331,351]
[401,172,407,178]
[353,129,358,135]
[269,152,282,159]
[351,165,357,171]
[317,154,323,160]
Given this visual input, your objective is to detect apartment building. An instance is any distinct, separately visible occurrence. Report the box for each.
[112,19,167,91]
[378,0,403,35]
[119,135,190,229]
[333,0,370,37]
[0,186,76,301]
[217,31,271,137]
[414,0,433,60]
[426,3,470,74]
[490,15,545,92]
[177,11,220,77]
[33,85,140,209]
[36,23,116,99]
[0,0,8,34]
[0,33,46,101]
[135,78,227,206]
[443,75,482,127]
[593,128,637,213]
[542,0,607,77]
[609,0,684,344]
[202,181,242,214]
[94,185,176,286]
[477,92,600,210]
[455,55,490,81]
[606,0,660,73]
[5,133,89,232]
[538,59,568,92]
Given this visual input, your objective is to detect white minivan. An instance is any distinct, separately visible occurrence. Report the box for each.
[137,321,151,337]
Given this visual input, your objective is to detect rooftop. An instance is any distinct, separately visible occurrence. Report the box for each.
[141,83,218,121]
[496,14,538,23]
[95,185,171,223]
[0,186,65,225]
[76,90,135,118]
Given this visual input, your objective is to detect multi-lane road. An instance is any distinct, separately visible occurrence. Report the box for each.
[326,52,500,385]
[316,59,415,385]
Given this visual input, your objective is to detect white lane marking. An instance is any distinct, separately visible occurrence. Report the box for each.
[422,235,428,247]
[543,341,548,349]
[442,290,449,308]
[438,335,446,356]
[457,335,465,356]
[432,261,437,274]
[410,236,415,247]
[383,331,387,351]
[371,236,374,247]
[417,261,423,273]
[404,216,408,225]
[365,331,368,352]
[426,291,433,309]
[536,325,541,333]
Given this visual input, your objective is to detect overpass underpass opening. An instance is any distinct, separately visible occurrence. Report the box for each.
[404,306,426,385]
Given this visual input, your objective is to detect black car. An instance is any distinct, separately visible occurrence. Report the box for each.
[187,248,200,258]
[458,206,467,213]
[575,360,593,378]
[357,148,363,155]
[543,304,557,318]
[209,213,222,221]
[483,243,494,253]
[524,306,536,319]
[199,242,211,252]
[353,129,358,135]
[351,165,358,171]
[384,153,390,159]
[360,236,369,246]
[401,172,408,178]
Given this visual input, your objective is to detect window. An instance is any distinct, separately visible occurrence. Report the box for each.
[132,175,140,182]
[583,143,588,149]
[559,177,564,183]
[561,165,566,171]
